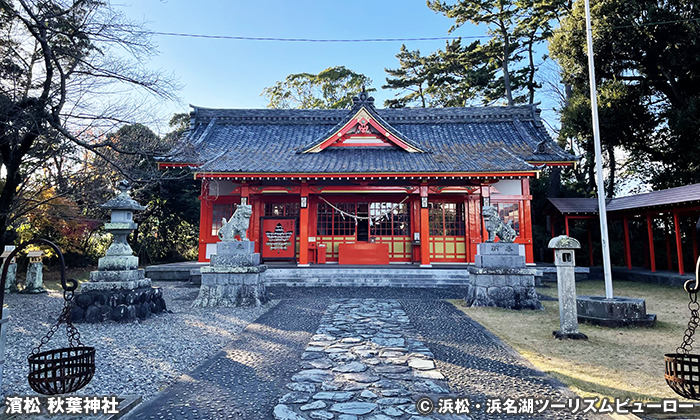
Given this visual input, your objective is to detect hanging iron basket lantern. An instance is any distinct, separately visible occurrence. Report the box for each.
[665,218,700,400]
[0,239,95,395]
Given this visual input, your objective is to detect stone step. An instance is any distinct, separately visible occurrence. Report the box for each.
[265,268,470,288]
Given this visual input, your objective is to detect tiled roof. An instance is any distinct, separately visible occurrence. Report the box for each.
[548,198,603,214]
[161,97,576,175]
[548,183,700,214]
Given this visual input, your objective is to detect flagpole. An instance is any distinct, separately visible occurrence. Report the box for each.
[584,0,614,299]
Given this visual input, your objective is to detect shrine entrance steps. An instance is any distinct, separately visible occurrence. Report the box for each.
[265,266,471,288]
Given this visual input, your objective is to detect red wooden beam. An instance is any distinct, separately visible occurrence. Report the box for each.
[647,213,656,272]
[665,217,673,270]
[419,185,431,267]
[587,219,594,267]
[693,218,699,262]
[195,171,538,180]
[623,214,632,270]
[298,183,309,266]
[521,178,534,264]
[674,211,684,275]
[198,182,213,262]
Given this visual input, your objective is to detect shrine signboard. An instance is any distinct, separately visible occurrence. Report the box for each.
[261,218,296,261]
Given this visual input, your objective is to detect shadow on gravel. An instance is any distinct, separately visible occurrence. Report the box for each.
[400,299,579,418]
[125,299,328,420]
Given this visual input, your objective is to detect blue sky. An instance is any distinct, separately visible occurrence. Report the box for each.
[116,0,557,131]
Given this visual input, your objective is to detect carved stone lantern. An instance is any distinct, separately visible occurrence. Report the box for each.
[75,181,166,323]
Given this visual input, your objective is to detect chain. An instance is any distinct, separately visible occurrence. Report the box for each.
[678,290,700,354]
[31,290,83,355]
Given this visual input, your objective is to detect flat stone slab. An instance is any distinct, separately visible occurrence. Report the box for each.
[292,369,336,383]
[274,404,307,420]
[408,359,435,370]
[329,402,378,415]
[275,299,451,420]
[313,391,353,401]
[331,362,367,373]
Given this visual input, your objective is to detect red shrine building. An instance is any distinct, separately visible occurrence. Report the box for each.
[159,93,575,266]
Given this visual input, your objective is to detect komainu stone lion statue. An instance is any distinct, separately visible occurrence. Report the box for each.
[218,204,253,241]
[482,205,517,243]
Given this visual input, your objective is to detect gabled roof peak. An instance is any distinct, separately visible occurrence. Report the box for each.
[300,93,425,154]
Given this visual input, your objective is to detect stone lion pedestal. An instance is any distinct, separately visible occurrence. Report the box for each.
[464,205,542,310]
[193,205,269,307]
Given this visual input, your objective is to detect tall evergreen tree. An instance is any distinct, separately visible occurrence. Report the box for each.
[383,45,431,108]
[550,0,700,191]
[262,66,374,109]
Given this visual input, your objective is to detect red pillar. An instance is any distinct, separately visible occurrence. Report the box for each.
[251,196,262,253]
[647,213,656,272]
[463,196,471,262]
[623,214,632,269]
[587,219,594,267]
[298,182,309,266]
[665,217,673,270]
[521,178,533,263]
[420,185,431,267]
[198,179,213,262]
[693,217,698,262]
[550,217,556,238]
[674,211,684,275]
[565,215,570,236]
[420,185,432,267]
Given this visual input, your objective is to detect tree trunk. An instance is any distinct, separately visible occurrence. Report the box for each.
[606,146,616,198]
[548,167,561,198]
[527,34,536,105]
[501,24,514,106]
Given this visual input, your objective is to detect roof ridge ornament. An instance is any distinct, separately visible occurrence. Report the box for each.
[351,86,375,109]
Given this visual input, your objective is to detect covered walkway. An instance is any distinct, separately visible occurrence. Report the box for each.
[547,183,700,275]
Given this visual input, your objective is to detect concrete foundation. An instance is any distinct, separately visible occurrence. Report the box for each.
[577,295,657,327]
[464,243,542,310]
[192,240,268,307]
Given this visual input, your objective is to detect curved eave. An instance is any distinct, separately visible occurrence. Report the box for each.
[527,161,576,167]
[157,162,199,169]
[194,170,539,180]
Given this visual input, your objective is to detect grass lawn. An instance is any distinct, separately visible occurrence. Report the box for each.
[31,266,91,291]
[450,279,697,403]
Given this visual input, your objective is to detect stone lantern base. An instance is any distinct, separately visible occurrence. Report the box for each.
[71,284,167,323]
[73,269,167,323]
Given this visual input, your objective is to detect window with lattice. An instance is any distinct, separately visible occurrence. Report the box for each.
[212,203,238,236]
[429,202,465,236]
[317,202,357,237]
[496,203,520,236]
[369,202,410,236]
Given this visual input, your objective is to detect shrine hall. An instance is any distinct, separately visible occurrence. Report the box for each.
[159,92,575,266]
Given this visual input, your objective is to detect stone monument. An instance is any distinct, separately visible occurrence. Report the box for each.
[549,235,587,340]
[464,206,542,310]
[1,247,17,294]
[23,250,46,294]
[72,181,167,323]
[193,204,269,307]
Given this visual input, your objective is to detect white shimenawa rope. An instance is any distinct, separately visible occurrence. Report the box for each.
[319,196,410,225]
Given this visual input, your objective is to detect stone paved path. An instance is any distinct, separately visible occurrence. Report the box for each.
[125,288,602,420]
[274,298,596,420]
[274,299,451,420]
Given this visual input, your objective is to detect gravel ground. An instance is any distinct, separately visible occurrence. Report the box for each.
[126,298,328,420]
[1,281,275,402]
[401,299,601,420]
